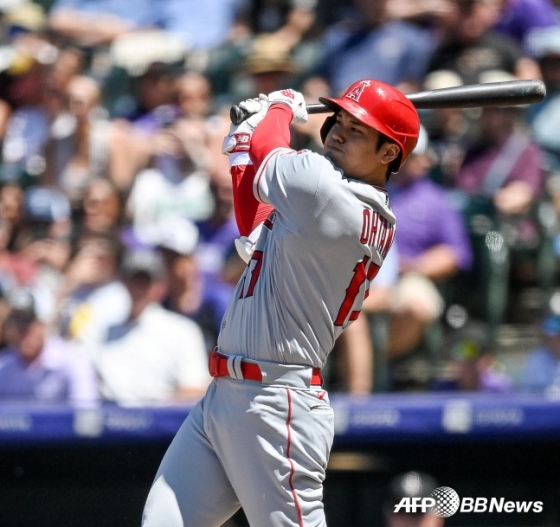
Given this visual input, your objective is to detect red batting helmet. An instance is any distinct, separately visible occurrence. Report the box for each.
[319,79,420,170]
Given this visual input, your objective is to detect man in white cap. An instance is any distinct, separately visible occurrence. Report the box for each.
[87,243,211,405]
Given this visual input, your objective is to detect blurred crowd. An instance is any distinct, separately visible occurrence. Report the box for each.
[1,0,560,405]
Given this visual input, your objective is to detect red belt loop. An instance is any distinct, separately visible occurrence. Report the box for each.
[208,349,224,377]
[209,349,262,382]
[209,349,322,386]
[311,368,323,386]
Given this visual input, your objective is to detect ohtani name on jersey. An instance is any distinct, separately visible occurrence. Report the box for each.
[360,208,394,258]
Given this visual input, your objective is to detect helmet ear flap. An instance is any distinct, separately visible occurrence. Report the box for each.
[320,114,337,144]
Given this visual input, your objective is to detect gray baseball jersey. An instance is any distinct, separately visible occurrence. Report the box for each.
[142,135,397,527]
[217,146,395,368]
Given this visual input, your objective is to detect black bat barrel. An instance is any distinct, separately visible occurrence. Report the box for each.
[229,80,546,124]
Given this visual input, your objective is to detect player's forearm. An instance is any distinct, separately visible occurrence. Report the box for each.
[250,104,292,169]
[49,10,135,45]
[401,245,460,280]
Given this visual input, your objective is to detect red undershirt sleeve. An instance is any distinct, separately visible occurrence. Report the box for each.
[230,163,268,236]
[250,104,293,169]
[229,104,293,236]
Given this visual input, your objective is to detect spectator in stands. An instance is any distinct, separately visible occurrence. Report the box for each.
[384,471,444,527]
[433,320,513,392]
[241,0,317,38]
[0,38,55,186]
[0,182,24,240]
[386,127,473,359]
[426,0,541,84]
[0,184,26,298]
[7,186,73,323]
[233,33,299,101]
[80,178,124,236]
[136,213,236,351]
[249,0,321,83]
[173,111,215,175]
[525,28,560,255]
[154,0,241,52]
[0,290,12,350]
[140,217,205,332]
[2,2,48,39]
[525,27,560,172]
[56,231,131,345]
[128,62,180,133]
[384,0,455,25]
[47,0,156,48]
[0,290,99,405]
[319,0,435,95]
[492,0,559,49]
[50,0,241,50]
[449,341,513,393]
[195,169,239,348]
[177,71,214,121]
[209,0,318,98]
[454,71,546,252]
[520,300,560,395]
[420,70,474,188]
[88,248,211,405]
[126,116,213,227]
[291,75,332,154]
[43,74,139,202]
[45,45,85,99]
[0,216,15,285]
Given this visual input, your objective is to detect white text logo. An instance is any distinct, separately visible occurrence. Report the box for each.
[394,486,543,517]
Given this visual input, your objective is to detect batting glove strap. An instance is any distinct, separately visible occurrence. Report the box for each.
[222,130,254,156]
[229,132,252,152]
[267,89,308,124]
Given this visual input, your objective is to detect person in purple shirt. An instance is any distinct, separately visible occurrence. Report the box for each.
[493,0,559,49]
[386,126,473,359]
[456,107,545,199]
[0,292,99,405]
[454,92,546,250]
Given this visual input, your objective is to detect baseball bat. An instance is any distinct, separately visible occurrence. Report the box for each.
[229,79,546,125]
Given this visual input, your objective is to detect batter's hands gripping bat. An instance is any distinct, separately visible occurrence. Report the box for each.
[229,79,546,125]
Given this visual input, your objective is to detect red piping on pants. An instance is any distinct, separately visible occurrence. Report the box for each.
[286,388,304,527]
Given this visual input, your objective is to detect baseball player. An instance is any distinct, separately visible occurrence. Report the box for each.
[142,79,420,527]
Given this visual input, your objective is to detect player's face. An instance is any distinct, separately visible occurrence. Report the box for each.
[323,110,399,186]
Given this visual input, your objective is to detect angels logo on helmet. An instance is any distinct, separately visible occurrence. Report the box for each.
[345,80,371,102]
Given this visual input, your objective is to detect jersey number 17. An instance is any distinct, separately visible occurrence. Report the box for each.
[334,255,379,327]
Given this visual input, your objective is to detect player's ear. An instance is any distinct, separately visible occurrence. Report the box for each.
[380,143,400,165]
